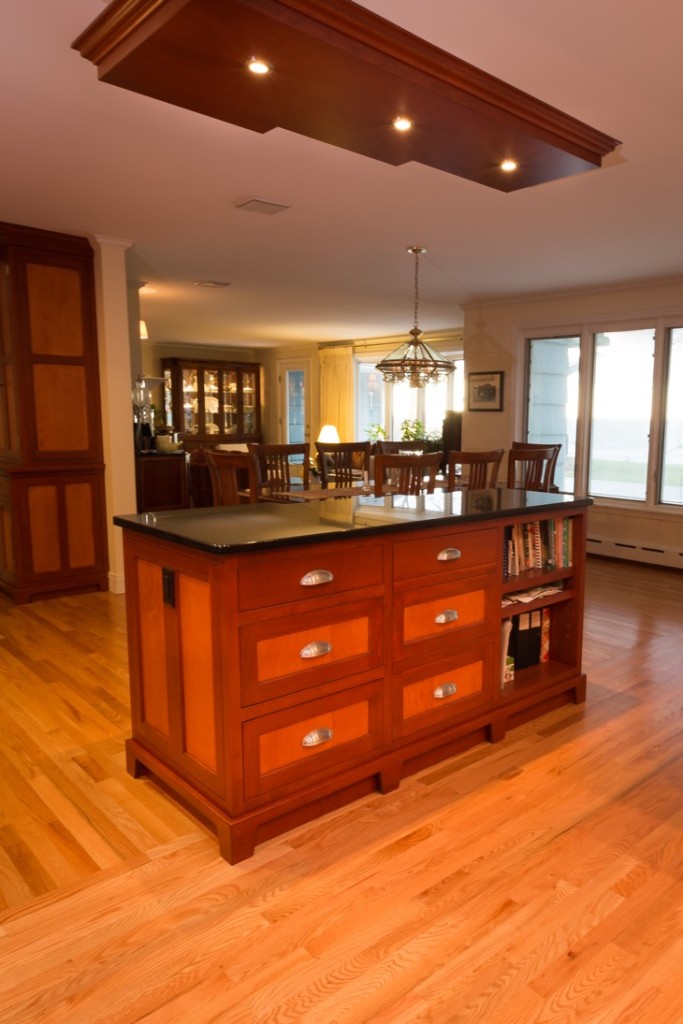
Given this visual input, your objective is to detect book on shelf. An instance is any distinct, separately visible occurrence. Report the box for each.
[503,517,574,578]
[501,582,563,607]
[503,606,552,673]
[500,619,514,689]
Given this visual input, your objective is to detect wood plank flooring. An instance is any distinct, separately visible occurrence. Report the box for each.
[0,557,681,1023]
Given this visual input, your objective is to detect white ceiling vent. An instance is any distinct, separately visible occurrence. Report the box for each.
[235,197,290,215]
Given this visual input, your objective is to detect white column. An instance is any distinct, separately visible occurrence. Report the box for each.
[91,234,135,595]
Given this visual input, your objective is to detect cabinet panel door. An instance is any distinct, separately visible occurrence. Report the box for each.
[243,681,383,799]
[64,482,95,568]
[26,262,85,357]
[240,598,384,705]
[237,538,384,611]
[395,645,495,737]
[128,551,225,798]
[393,526,498,582]
[394,575,495,661]
[27,484,61,573]
[0,477,14,578]
[33,364,89,452]
[21,476,104,578]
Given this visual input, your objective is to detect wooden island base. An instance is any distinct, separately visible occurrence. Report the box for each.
[116,490,589,863]
[127,670,586,863]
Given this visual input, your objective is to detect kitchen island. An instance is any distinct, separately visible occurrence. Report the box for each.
[115,488,590,862]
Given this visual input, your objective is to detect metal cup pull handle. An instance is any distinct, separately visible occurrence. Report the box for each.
[302,727,334,747]
[435,609,459,624]
[437,547,462,562]
[300,640,332,659]
[433,682,457,699]
[300,569,334,586]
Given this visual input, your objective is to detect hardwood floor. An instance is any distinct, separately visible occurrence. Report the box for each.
[0,557,681,1023]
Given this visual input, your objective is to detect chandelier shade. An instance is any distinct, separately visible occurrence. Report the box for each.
[376,247,454,388]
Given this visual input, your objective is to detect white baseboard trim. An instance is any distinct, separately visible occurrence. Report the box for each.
[108,571,126,595]
[587,535,683,570]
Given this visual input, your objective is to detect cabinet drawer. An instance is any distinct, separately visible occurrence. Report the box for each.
[396,646,494,737]
[240,597,383,705]
[393,526,498,582]
[395,576,494,656]
[243,681,383,799]
[237,539,385,611]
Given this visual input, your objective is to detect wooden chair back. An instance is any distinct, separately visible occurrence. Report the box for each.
[374,451,442,496]
[248,442,310,497]
[315,441,371,488]
[375,439,426,455]
[187,447,213,508]
[511,441,561,490]
[446,449,504,490]
[205,450,259,505]
[506,445,560,492]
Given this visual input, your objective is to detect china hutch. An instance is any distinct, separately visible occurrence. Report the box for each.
[0,222,108,603]
[161,357,261,450]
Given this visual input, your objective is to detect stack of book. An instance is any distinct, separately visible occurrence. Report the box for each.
[503,518,573,578]
[500,607,551,687]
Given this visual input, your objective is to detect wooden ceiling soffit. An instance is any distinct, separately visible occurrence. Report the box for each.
[73,0,621,192]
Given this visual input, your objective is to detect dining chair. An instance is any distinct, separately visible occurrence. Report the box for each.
[446,449,504,490]
[506,445,560,492]
[205,449,259,505]
[315,440,372,488]
[247,442,310,498]
[511,441,561,491]
[187,447,213,508]
[374,451,442,496]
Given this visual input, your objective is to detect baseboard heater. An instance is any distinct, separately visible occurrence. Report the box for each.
[587,535,683,569]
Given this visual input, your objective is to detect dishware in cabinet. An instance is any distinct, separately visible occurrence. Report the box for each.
[162,357,261,447]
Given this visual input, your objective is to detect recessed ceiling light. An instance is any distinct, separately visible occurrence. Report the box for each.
[393,116,413,132]
[194,280,230,288]
[500,158,518,172]
[246,57,272,75]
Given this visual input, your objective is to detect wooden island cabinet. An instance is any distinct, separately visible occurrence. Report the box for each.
[115,488,589,862]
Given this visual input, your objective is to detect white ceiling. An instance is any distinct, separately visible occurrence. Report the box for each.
[2,0,683,349]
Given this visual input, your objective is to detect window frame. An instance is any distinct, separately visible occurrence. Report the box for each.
[355,343,464,441]
[522,313,683,511]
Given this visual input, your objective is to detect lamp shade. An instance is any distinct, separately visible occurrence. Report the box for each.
[317,424,340,443]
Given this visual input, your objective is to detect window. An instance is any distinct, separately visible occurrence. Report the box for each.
[527,336,579,494]
[526,321,682,507]
[589,329,654,500]
[356,353,464,440]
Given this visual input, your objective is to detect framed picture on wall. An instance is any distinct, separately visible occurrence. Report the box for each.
[467,371,504,412]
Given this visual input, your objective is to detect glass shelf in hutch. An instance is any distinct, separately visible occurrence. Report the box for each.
[162,357,261,449]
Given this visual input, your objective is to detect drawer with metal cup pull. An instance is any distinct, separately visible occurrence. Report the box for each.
[395,647,494,737]
[396,575,494,649]
[236,538,385,611]
[242,680,383,799]
[239,597,384,705]
[392,526,498,582]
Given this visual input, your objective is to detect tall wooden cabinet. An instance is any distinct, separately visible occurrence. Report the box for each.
[162,357,261,450]
[0,222,108,603]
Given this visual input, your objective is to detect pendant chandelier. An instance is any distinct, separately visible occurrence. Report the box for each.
[376,246,454,388]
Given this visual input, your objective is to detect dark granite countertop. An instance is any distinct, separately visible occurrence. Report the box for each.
[114,488,591,556]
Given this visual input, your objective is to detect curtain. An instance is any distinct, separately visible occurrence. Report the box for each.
[319,346,354,440]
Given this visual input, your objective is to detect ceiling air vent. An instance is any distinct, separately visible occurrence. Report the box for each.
[235,197,290,215]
